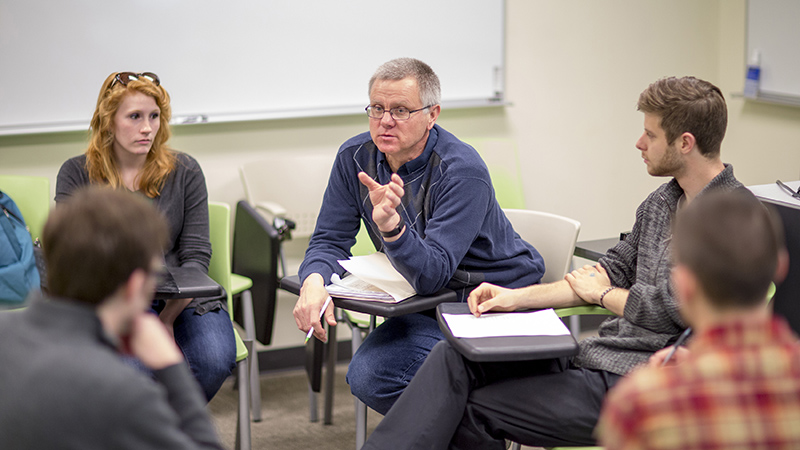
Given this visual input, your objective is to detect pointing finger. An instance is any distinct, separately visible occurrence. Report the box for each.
[358,172,381,190]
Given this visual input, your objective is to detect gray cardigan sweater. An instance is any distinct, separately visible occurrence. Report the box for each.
[56,152,222,313]
[573,164,744,375]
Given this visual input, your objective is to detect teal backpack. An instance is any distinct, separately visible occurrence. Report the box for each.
[0,190,40,302]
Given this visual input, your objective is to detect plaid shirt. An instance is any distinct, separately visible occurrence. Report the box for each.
[597,315,800,450]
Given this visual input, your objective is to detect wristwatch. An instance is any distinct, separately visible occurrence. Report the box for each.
[380,222,405,238]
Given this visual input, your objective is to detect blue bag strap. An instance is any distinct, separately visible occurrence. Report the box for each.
[0,204,23,259]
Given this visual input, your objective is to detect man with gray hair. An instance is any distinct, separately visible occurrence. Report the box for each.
[293,57,545,414]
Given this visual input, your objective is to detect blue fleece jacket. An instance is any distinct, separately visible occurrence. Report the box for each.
[299,125,544,299]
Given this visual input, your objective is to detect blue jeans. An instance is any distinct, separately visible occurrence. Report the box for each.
[142,301,236,401]
[172,305,237,401]
[346,312,445,414]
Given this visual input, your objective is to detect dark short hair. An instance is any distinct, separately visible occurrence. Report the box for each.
[43,186,168,305]
[637,77,727,158]
[673,190,784,309]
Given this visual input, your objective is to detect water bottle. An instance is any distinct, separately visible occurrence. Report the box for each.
[744,50,761,99]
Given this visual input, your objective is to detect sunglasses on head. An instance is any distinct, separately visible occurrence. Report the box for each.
[109,72,160,89]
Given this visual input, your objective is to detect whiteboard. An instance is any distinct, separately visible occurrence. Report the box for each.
[0,0,504,136]
[747,0,800,103]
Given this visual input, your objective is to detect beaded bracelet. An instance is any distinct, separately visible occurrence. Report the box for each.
[599,286,616,308]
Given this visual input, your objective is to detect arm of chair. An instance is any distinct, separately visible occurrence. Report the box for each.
[233,200,281,345]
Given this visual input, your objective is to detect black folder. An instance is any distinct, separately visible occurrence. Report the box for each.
[436,303,579,362]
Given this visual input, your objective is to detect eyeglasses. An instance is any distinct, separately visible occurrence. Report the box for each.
[365,104,433,121]
[776,180,800,200]
[109,72,160,89]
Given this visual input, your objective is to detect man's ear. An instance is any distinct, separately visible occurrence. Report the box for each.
[426,104,441,130]
[123,268,149,306]
[678,132,696,155]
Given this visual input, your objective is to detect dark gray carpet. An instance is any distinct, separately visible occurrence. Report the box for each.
[208,364,383,450]
[208,363,542,450]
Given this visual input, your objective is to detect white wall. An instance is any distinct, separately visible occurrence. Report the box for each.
[3,0,800,348]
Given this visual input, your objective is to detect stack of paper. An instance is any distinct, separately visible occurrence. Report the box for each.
[325,252,416,302]
[442,308,571,338]
[326,274,396,302]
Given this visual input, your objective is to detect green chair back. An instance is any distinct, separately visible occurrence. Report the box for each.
[208,201,249,365]
[208,201,236,319]
[0,175,50,242]
[208,201,253,316]
[470,138,526,209]
[350,221,376,257]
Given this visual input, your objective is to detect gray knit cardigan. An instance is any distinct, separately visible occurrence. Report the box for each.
[573,164,743,375]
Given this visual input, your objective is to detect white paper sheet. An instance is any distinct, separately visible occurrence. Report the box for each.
[337,253,416,302]
[442,308,570,338]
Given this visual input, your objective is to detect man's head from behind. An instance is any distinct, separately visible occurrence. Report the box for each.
[672,190,786,318]
[637,76,727,158]
[43,186,168,305]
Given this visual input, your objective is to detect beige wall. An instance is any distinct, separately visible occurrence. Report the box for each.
[718,2,800,191]
[506,0,720,237]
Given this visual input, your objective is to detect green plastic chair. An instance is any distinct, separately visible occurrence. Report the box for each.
[350,220,375,257]
[208,201,259,450]
[0,175,50,242]
[470,138,526,209]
